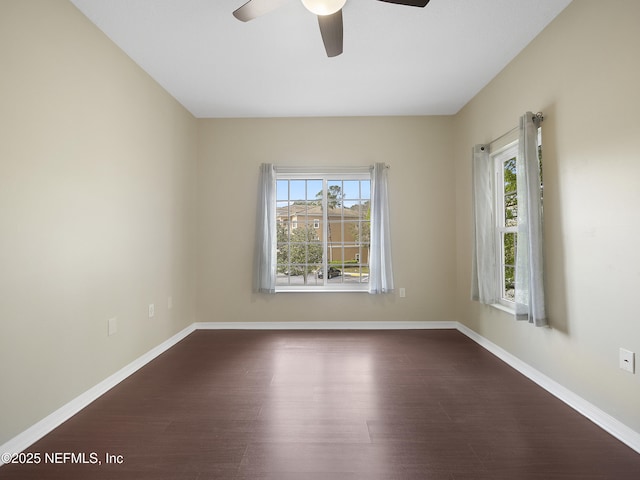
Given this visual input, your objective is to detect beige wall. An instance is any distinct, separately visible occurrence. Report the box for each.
[454,0,640,432]
[0,0,197,444]
[196,116,456,324]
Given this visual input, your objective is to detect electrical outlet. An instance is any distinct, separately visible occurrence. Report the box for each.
[619,348,635,374]
[107,317,117,336]
[399,287,406,298]
[148,304,155,318]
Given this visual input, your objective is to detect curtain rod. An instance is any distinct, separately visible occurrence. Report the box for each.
[488,112,544,147]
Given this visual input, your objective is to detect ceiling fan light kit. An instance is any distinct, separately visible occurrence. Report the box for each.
[233,0,430,57]
[301,0,347,16]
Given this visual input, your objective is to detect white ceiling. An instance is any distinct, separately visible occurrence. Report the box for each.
[69,0,572,118]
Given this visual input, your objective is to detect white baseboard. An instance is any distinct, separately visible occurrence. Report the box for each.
[456,323,640,455]
[2,320,638,465]
[0,323,196,465]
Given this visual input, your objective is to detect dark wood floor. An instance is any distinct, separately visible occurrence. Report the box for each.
[2,329,639,479]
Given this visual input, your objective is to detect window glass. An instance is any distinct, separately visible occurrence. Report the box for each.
[275,175,371,291]
[493,144,519,306]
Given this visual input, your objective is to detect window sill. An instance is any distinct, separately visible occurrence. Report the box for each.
[490,302,515,315]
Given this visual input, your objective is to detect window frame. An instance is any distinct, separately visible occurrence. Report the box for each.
[492,141,519,309]
[274,170,371,293]
[490,128,542,310]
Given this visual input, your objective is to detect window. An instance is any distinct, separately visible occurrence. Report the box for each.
[275,172,371,292]
[471,112,545,323]
[493,143,518,306]
[491,130,542,308]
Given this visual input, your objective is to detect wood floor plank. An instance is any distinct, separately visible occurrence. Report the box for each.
[1,329,639,479]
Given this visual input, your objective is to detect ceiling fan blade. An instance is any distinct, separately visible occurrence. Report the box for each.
[377,0,430,7]
[233,0,291,22]
[317,10,343,57]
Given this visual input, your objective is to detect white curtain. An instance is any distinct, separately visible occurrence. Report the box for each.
[515,112,547,326]
[471,144,498,304]
[254,163,276,293]
[369,163,394,294]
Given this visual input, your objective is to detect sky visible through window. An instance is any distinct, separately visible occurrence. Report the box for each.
[277,179,370,207]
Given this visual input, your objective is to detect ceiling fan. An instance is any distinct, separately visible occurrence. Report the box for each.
[233,0,430,57]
